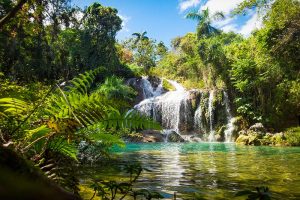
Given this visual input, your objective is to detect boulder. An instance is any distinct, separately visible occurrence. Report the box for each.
[236,131,261,145]
[247,131,261,145]
[271,132,286,146]
[249,123,266,134]
[124,130,165,143]
[164,130,185,142]
[236,134,250,145]
[189,135,202,142]
[141,130,165,142]
[147,76,161,89]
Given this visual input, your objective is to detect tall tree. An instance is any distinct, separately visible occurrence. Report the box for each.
[186,8,225,39]
[132,31,149,44]
[81,2,122,70]
[0,0,28,29]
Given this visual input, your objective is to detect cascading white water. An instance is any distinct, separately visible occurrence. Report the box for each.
[166,79,185,92]
[162,129,173,142]
[208,90,215,142]
[134,78,186,133]
[131,77,235,142]
[140,76,164,99]
[223,91,234,142]
[194,98,203,131]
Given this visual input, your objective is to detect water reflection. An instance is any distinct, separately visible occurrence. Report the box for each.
[86,143,300,199]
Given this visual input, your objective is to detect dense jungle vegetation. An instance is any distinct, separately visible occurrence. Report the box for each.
[0,0,299,199]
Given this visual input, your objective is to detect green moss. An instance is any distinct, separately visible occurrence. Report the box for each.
[162,79,176,91]
[285,127,300,146]
[270,133,285,146]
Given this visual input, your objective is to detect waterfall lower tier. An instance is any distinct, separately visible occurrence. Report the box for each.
[208,90,215,142]
[223,91,234,142]
[128,77,235,142]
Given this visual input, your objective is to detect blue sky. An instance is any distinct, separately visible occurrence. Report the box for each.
[71,0,262,46]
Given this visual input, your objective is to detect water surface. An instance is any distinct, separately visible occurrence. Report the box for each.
[82,143,300,199]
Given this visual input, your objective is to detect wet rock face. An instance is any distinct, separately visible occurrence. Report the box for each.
[147,76,161,89]
[126,77,145,105]
[126,77,166,105]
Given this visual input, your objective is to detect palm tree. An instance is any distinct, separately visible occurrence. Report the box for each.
[186,8,225,39]
[132,31,149,44]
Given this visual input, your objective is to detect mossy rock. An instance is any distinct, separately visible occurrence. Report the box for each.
[236,135,250,145]
[248,134,261,146]
[236,131,261,146]
[270,132,286,146]
[285,127,300,146]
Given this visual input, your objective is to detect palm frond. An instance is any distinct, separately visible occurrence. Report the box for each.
[213,11,225,21]
[185,10,203,21]
[132,32,141,37]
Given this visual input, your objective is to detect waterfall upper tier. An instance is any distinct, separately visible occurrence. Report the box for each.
[127,76,236,142]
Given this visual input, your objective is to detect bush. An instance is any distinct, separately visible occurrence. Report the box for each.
[127,63,145,77]
[97,76,137,102]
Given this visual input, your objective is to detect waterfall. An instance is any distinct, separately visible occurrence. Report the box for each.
[130,77,235,142]
[208,90,215,142]
[166,79,185,92]
[134,79,186,133]
[223,91,234,142]
[162,129,173,142]
[140,77,164,99]
[194,98,203,131]
[157,80,186,133]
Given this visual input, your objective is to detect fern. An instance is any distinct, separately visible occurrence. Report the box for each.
[47,138,78,161]
[0,98,30,117]
[100,110,162,131]
[66,67,105,94]
[46,91,161,136]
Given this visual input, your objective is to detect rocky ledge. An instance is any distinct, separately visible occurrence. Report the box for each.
[236,123,300,146]
[124,130,185,143]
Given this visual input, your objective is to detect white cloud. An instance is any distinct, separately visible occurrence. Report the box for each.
[238,11,263,36]
[200,0,244,14]
[179,0,201,13]
[177,0,263,36]
[119,14,131,33]
[200,0,262,36]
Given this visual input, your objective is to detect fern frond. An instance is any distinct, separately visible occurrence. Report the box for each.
[66,67,105,94]
[48,138,78,161]
[0,98,29,117]
[100,110,162,131]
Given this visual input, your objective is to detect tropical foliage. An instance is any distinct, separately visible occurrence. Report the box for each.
[153,0,300,129]
[186,8,225,39]
[0,0,299,198]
